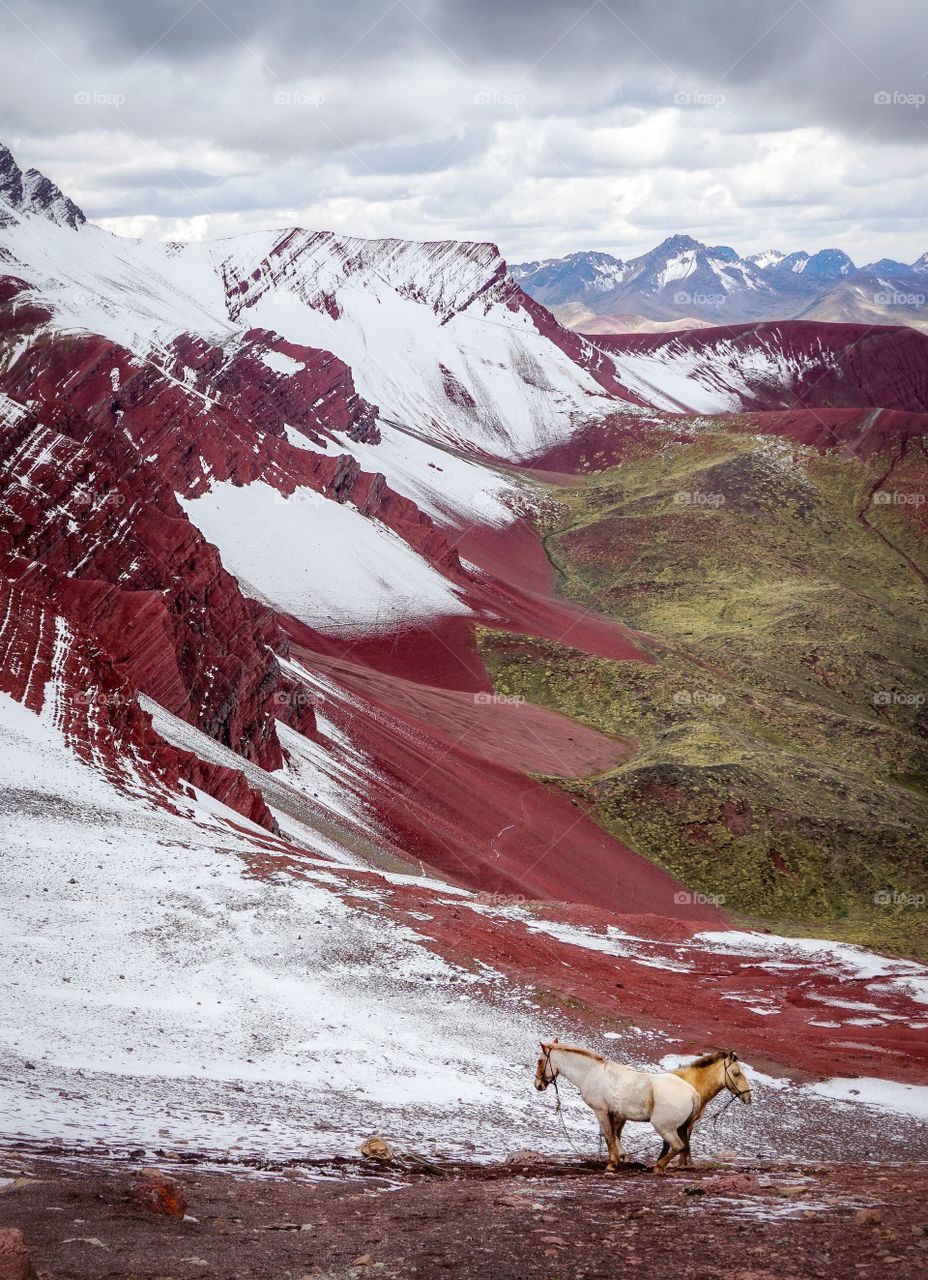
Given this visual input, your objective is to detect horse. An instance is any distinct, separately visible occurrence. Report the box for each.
[534,1040,752,1172]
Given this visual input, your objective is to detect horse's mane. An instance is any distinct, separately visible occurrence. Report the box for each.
[545,1043,605,1062]
[688,1049,730,1067]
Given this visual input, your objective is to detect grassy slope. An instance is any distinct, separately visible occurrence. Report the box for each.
[480,418,928,955]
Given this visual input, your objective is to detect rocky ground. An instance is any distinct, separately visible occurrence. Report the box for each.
[2,1148,927,1280]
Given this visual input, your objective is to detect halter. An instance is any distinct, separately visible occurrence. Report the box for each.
[712,1054,750,1123]
[723,1054,751,1100]
[543,1046,560,1106]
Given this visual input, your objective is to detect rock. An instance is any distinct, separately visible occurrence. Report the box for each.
[0,1229,36,1280]
[125,1168,187,1217]
[352,1255,373,1267]
[505,1150,545,1165]
[360,1137,393,1162]
[855,1208,883,1227]
[716,1174,759,1195]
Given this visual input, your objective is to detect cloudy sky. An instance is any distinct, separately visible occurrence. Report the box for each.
[1,0,926,263]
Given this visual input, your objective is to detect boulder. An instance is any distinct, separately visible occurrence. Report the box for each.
[0,1229,36,1280]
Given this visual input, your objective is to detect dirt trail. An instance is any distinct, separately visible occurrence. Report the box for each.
[2,1151,927,1279]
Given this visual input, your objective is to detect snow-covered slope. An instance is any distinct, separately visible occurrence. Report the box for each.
[177,479,471,634]
[0,675,555,1158]
[591,322,928,415]
[3,679,926,1164]
[0,145,630,464]
[594,325,838,413]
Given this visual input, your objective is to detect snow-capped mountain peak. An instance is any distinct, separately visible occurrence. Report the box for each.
[0,143,85,229]
[747,249,786,269]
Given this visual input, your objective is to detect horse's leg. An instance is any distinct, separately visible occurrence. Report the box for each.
[651,1095,691,1172]
[613,1118,627,1163]
[678,1102,703,1168]
[595,1108,620,1172]
[676,1115,694,1169]
[653,1126,686,1173]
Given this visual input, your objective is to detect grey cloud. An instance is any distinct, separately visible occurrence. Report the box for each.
[18,0,928,136]
[1,0,926,260]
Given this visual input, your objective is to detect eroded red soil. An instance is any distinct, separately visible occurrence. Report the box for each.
[2,1153,926,1280]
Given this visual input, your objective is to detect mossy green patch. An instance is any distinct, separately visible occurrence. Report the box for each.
[480,421,928,957]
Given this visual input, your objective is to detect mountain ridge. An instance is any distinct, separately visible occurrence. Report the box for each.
[513,235,928,332]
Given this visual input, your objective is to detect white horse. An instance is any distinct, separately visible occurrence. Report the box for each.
[534,1041,751,1172]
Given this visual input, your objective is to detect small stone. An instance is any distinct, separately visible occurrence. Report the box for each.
[353,1255,373,1267]
[505,1149,544,1165]
[855,1208,885,1228]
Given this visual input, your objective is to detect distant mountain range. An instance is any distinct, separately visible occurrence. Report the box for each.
[512,234,928,334]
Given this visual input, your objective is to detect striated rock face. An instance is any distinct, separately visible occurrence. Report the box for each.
[164,328,381,450]
[512,284,646,403]
[0,402,308,771]
[0,264,475,829]
[0,276,464,574]
[0,576,279,830]
[219,229,515,326]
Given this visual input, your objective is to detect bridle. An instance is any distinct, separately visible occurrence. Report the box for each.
[542,1046,560,1106]
[723,1053,751,1100]
[712,1053,750,1123]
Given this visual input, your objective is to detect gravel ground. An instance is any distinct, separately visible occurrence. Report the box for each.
[2,1147,927,1279]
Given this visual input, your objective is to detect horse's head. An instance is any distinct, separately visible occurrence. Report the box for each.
[534,1040,559,1091]
[723,1051,752,1104]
